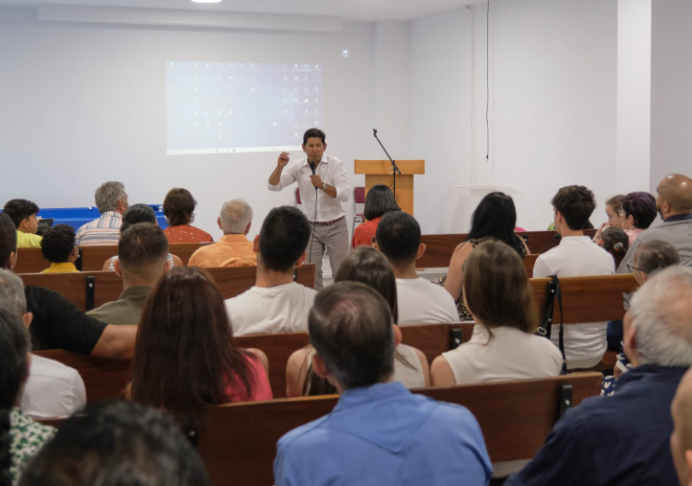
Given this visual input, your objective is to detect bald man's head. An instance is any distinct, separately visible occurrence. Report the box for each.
[657,174,692,219]
[671,368,692,485]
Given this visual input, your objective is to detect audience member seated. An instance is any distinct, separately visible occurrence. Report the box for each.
[671,368,692,486]
[533,185,614,370]
[39,224,79,274]
[274,282,491,486]
[76,181,128,246]
[163,187,214,244]
[619,174,692,271]
[602,240,681,396]
[431,240,562,386]
[101,204,182,271]
[225,206,314,336]
[599,226,629,268]
[0,307,55,485]
[620,191,658,244]
[89,223,170,325]
[0,269,86,420]
[286,246,430,398]
[505,266,692,486]
[130,266,272,433]
[18,401,210,486]
[375,211,457,325]
[438,192,529,321]
[351,184,399,248]
[188,199,257,268]
[0,213,136,359]
[593,194,625,244]
[3,199,42,249]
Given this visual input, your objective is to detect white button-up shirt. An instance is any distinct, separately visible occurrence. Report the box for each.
[268,154,350,223]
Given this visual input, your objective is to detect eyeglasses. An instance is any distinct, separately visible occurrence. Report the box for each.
[626,261,641,273]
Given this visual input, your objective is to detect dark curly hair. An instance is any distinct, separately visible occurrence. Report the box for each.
[163,188,197,227]
[40,225,76,264]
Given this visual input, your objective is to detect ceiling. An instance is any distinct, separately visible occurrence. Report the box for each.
[0,0,488,22]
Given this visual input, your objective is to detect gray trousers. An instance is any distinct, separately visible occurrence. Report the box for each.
[307,217,349,290]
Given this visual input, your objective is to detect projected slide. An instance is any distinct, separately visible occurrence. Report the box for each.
[166,61,323,155]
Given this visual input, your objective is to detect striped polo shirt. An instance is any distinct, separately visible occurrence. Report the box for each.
[75,211,122,246]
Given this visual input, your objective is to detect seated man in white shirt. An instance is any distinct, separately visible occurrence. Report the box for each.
[374,211,458,326]
[533,185,615,369]
[0,268,86,418]
[225,206,316,336]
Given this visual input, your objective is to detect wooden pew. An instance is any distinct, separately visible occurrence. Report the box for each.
[19,265,316,312]
[15,243,209,274]
[33,349,130,401]
[417,229,597,268]
[197,373,602,486]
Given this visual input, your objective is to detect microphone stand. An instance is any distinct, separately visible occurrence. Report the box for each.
[373,129,401,199]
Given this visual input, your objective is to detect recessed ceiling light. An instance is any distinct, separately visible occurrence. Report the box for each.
[191,0,222,3]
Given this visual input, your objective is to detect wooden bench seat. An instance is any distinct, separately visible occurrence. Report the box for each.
[19,265,315,312]
[196,373,602,485]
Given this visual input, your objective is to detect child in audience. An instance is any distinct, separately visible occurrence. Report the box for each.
[351,184,400,248]
[102,204,182,271]
[593,194,625,243]
[129,266,272,433]
[39,224,80,273]
[599,226,629,269]
[3,199,42,249]
[431,240,562,386]
[163,188,214,244]
[285,246,429,397]
[439,192,529,321]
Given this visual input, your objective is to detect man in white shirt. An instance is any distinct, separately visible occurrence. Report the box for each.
[225,206,317,336]
[268,128,350,289]
[0,268,86,418]
[374,211,458,326]
[533,185,615,369]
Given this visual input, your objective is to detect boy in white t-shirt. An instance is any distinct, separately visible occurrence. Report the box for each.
[225,206,317,336]
[533,185,615,369]
[375,212,458,325]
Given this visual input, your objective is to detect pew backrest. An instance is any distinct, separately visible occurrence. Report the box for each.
[19,265,316,312]
[33,349,130,402]
[197,373,602,486]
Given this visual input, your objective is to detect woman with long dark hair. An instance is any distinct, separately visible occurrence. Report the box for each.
[130,266,272,430]
[351,184,400,248]
[438,192,529,320]
[285,246,429,397]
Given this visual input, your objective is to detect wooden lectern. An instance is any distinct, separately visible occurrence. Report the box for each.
[354,160,425,216]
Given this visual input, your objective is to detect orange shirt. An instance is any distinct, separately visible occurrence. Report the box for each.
[352,217,382,248]
[164,224,214,244]
[187,234,257,268]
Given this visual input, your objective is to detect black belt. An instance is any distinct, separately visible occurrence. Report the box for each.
[312,216,345,226]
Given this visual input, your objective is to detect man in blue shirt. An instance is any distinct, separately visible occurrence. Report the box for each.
[506,266,692,486]
[274,282,491,486]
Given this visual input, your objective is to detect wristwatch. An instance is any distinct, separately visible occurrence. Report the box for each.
[322,182,328,191]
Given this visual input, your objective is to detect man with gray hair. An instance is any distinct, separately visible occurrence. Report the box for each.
[0,268,86,418]
[274,282,491,486]
[505,266,692,486]
[76,181,129,246]
[188,199,257,268]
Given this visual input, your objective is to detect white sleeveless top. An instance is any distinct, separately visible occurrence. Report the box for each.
[442,325,563,385]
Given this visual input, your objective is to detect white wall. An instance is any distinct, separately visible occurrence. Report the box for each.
[650,0,692,189]
[0,6,378,240]
[410,0,618,233]
[616,0,651,195]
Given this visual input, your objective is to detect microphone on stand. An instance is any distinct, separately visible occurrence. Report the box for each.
[307,160,319,263]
